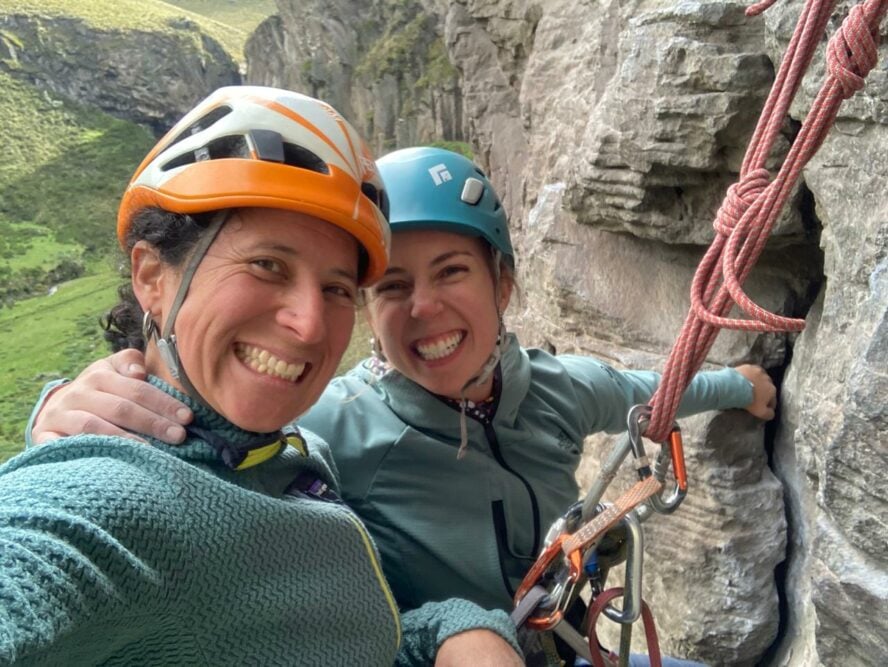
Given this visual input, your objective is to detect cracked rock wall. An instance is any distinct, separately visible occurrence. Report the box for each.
[251,1,886,664]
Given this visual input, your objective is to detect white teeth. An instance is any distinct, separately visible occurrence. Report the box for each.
[415,332,464,360]
[236,344,306,382]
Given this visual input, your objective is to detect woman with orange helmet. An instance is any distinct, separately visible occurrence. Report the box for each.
[0,86,522,665]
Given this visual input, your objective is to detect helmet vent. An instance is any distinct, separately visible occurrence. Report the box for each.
[163,105,233,152]
[161,135,251,171]
[362,183,390,220]
[281,143,329,174]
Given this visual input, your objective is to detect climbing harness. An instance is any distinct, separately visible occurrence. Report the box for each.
[512,0,888,664]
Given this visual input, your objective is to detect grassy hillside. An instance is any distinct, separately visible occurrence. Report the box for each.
[163,0,276,37]
[0,268,120,461]
[0,71,155,299]
[0,69,154,459]
[0,0,269,62]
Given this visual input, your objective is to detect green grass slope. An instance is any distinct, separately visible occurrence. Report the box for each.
[162,0,276,38]
[0,71,154,298]
[0,71,154,458]
[0,267,120,461]
[1,0,254,61]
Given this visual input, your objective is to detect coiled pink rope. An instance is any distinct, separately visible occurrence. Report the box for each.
[646,0,888,442]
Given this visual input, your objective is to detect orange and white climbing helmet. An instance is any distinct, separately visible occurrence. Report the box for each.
[118,85,390,284]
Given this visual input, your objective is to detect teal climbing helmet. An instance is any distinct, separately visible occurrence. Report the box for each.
[376,146,513,265]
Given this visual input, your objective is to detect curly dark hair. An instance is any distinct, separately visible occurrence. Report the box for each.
[101,208,216,352]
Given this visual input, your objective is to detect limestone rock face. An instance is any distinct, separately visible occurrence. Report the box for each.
[522,179,800,666]
[429,0,539,216]
[425,1,886,664]
[0,14,239,135]
[772,129,888,667]
[247,0,464,154]
[245,0,885,664]
[564,3,785,244]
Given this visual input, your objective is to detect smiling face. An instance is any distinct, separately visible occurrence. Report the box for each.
[365,229,512,402]
[134,208,359,433]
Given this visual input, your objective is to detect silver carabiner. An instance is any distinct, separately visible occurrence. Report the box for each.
[628,404,688,515]
[627,404,654,480]
[602,510,644,625]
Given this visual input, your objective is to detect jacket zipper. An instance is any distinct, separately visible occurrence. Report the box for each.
[483,422,541,557]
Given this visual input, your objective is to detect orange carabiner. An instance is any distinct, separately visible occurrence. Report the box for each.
[669,426,687,493]
[513,534,583,630]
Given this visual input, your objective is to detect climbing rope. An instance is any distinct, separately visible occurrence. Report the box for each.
[646,0,888,442]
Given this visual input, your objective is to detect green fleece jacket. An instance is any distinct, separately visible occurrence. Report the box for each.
[4,378,518,666]
[298,336,754,611]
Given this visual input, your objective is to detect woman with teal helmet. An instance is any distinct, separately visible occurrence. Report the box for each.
[370,146,517,456]
[30,146,777,666]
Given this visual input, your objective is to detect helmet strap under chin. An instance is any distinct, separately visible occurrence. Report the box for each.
[145,210,230,410]
[456,249,508,459]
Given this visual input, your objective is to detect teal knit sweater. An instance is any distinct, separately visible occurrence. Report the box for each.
[0,378,518,665]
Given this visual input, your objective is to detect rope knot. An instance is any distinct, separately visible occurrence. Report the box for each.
[713,168,769,237]
[827,3,880,99]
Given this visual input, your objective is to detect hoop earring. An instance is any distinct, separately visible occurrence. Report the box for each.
[142,310,159,342]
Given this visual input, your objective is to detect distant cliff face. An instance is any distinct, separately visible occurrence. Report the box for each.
[245,0,463,154]
[0,13,240,135]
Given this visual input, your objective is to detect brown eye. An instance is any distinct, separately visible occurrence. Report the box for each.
[251,258,284,274]
[324,283,358,306]
[439,265,468,279]
[373,281,410,299]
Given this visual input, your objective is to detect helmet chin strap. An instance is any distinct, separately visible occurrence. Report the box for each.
[456,249,508,460]
[144,210,230,411]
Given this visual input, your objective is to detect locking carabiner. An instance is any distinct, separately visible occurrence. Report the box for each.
[602,511,644,625]
[628,405,687,515]
[627,404,654,480]
[648,424,687,514]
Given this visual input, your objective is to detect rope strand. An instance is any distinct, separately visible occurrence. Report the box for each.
[646,0,888,442]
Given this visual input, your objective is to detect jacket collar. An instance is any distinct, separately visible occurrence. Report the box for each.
[354,334,532,441]
[145,376,291,469]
